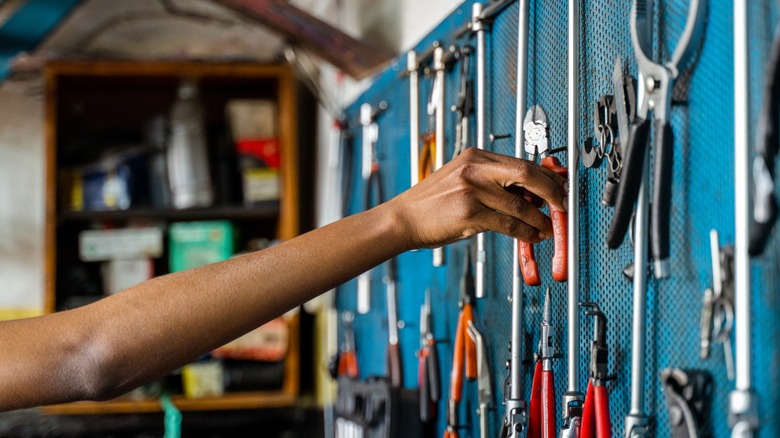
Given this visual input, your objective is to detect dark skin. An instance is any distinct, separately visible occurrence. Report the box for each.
[0,148,566,411]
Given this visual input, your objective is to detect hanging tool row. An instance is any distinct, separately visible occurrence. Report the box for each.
[330,0,777,437]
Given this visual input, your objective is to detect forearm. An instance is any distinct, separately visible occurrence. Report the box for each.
[0,203,408,410]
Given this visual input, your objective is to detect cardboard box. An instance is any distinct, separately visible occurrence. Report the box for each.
[169,221,234,272]
[102,259,154,294]
[79,227,163,262]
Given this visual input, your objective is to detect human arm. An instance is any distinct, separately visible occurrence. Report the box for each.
[0,148,566,411]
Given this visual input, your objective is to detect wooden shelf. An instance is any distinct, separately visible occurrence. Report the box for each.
[42,391,296,415]
[58,203,280,224]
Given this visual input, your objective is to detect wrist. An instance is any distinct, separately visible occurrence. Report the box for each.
[375,198,417,253]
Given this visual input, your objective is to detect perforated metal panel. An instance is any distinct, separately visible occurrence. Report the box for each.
[338,1,780,436]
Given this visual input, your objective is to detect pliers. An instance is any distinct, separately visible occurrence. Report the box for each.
[528,288,556,438]
[444,250,478,438]
[356,101,388,314]
[337,311,359,379]
[519,105,568,286]
[606,0,707,278]
[418,289,441,425]
[579,303,615,438]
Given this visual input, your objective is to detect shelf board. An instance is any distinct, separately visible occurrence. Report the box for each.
[58,203,280,223]
[41,391,296,415]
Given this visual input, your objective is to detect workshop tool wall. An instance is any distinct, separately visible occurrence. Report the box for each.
[336,1,780,436]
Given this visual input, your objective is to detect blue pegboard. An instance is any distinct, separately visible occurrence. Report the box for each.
[337,1,780,436]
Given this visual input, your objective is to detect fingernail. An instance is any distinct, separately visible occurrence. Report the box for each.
[560,194,569,213]
[538,232,551,241]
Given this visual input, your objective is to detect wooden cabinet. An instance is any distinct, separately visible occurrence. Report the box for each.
[42,61,306,414]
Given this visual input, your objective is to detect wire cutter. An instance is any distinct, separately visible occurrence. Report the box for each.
[467,320,492,438]
[444,250,478,438]
[418,289,441,425]
[606,0,707,278]
[356,101,388,314]
[419,73,440,182]
[519,105,568,286]
[579,302,615,438]
[452,45,474,157]
[527,288,556,438]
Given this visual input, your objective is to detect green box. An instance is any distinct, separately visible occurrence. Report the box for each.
[169,221,235,273]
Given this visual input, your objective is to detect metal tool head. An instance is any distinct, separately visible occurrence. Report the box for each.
[523,104,550,157]
[466,320,492,405]
[460,248,475,306]
[613,57,631,145]
[539,288,553,360]
[420,288,431,345]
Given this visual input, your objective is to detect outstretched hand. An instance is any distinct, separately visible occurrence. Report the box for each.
[387,147,568,250]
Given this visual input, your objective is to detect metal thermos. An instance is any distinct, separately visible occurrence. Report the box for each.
[167,79,214,209]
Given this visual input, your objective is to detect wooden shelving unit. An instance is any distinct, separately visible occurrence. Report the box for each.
[42,60,307,415]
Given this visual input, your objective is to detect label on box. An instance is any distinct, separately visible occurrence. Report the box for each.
[80,228,163,261]
[212,317,288,362]
[243,168,280,203]
[169,221,234,272]
[237,138,281,169]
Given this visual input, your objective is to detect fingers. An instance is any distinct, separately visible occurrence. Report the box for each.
[477,184,554,236]
[475,208,546,243]
[464,148,568,212]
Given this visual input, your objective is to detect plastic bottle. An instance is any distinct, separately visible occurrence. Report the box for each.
[167,78,214,209]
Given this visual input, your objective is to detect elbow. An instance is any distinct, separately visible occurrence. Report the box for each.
[63,331,133,402]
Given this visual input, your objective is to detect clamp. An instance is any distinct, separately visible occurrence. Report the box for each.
[579,303,615,438]
[607,0,707,278]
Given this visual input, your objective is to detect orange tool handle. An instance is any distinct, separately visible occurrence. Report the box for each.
[541,369,556,438]
[593,384,612,438]
[540,156,568,282]
[463,304,477,380]
[388,342,402,388]
[527,360,543,438]
[449,310,467,403]
[419,133,436,181]
[338,351,359,378]
[581,380,596,438]
[443,429,459,438]
[518,239,541,286]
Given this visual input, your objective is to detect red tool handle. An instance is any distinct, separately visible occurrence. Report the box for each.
[541,156,568,282]
[581,380,596,438]
[541,369,556,438]
[450,310,467,403]
[527,360,543,438]
[443,429,459,438]
[338,351,359,378]
[518,240,541,286]
[593,384,611,438]
[463,304,477,380]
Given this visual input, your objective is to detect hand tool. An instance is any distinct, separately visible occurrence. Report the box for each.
[624,111,651,438]
[337,311,359,379]
[607,0,707,279]
[700,230,735,379]
[408,49,421,189]
[357,101,389,314]
[750,22,780,255]
[426,45,449,267]
[560,1,585,435]
[606,58,637,207]
[579,303,615,438]
[418,289,441,424]
[731,1,760,435]
[661,368,714,438]
[528,288,556,438]
[502,1,530,433]
[419,62,440,183]
[452,45,474,158]
[457,0,515,299]
[467,320,492,438]
[444,251,478,438]
[518,105,568,286]
[385,257,402,388]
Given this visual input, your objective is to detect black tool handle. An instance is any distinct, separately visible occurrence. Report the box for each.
[652,121,674,277]
[388,342,402,388]
[419,349,432,422]
[607,118,651,248]
[427,341,441,402]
